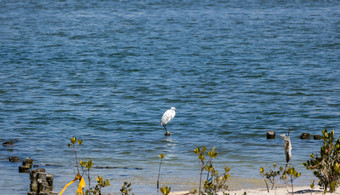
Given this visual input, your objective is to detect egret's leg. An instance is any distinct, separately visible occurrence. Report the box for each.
[163,124,168,134]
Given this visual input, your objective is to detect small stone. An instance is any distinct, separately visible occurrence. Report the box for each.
[2,141,14,146]
[314,135,322,140]
[9,156,20,162]
[266,131,275,139]
[300,133,311,139]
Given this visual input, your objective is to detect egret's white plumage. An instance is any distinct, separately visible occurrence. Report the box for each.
[160,107,176,135]
[280,134,292,164]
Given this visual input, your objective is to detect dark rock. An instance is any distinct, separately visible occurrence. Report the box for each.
[23,158,34,168]
[266,131,275,139]
[46,174,54,189]
[300,133,311,139]
[2,141,14,146]
[31,168,46,174]
[9,156,20,162]
[19,165,31,173]
[165,132,171,136]
[29,168,54,195]
[314,135,322,140]
[30,169,46,192]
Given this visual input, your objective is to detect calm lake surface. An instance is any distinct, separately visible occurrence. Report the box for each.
[1,0,339,194]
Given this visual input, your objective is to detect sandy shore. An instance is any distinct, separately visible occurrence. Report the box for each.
[171,186,340,195]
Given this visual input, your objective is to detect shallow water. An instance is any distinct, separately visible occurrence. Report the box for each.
[1,0,340,194]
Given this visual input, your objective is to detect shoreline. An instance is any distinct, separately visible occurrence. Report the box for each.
[172,186,340,195]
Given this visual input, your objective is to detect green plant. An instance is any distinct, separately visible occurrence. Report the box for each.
[303,129,340,193]
[80,160,109,195]
[157,153,166,192]
[203,165,230,194]
[68,136,83,174]
[194,146,224,195]
[160,186,171,195]
[281,166,301,194]
[94,175,110,193]
[260,163,283,192]
[310,180,315,195]
[67,138,109,195]
[80,160,93,188]
[120,182,134,195]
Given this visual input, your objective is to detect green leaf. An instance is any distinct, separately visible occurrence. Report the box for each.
[71,137,76,145]
[159,153,166,159]
[80,160,86,167]
[202,146,207,153]
[86,160,93,170]
[194,147,200,154]
[225,166,231,173]
[310,180,315,189]
[260,167,264,173]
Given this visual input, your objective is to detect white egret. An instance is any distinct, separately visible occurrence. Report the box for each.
[280,134,292,164]
[160,107,176,136]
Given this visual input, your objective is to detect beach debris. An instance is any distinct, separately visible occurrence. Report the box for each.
[2,140,14,146]
[280,134,292,164]
[266,131,275,139]
[19,157,34,173]
[9,156,20,162]
[28,168,57,195]
[300,133,311,139]
[160,107,176,136]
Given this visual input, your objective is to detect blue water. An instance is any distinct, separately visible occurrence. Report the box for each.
[1,0,340,194]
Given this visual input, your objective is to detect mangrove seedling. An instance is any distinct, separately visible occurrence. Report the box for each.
[94,175,110,193]
[259,163,283,192]
[160,186,171,195]
[120,182,134,195]
[194,146,218,195]
[203,165,230,194]
[157,153,166,192]
[80,160,94,194]
[68,136,83,174]
[281,166,301,194]
[303,129,340,193]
